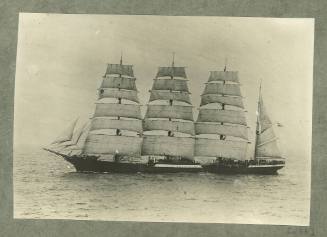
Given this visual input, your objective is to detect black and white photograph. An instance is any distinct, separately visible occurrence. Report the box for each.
[14,13,313,225]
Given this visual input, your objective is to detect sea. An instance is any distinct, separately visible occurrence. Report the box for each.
[13,146,310,225]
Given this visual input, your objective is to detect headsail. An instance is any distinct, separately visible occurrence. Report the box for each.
[51,118,78,144]
[255,89,283,160]
[46,119,91,156]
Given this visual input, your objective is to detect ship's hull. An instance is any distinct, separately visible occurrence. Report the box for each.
[45,149,284,174]
[65,156,284,174]
[64,156,203,173]
[202,163,285,175]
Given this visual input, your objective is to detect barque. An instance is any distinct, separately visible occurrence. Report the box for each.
[44,55,285,174]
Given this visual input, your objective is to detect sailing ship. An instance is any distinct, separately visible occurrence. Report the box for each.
[44,56,285,174]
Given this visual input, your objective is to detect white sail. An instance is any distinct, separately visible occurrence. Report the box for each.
[156,66,187,78]
[83,134,142,156]
[195,122,248,140]
[101,77,137,91]
[255,95,282,159]
[105,64,134,77]
[51,118,78,144]
[143,119,194,135]
[255,130,282,159]
[142,135,194,159]
[94,103,142,119]
[146,104,194,121]
[200,94,244,108]
[152,78,189,92]
[208,71,239,83]
[258,95,272,132]
[70,120,90,144]
[47,120,90,155]
[197,108,247,125]
[195,138,248,160]
[98,88,139,103]
[75,122,91,149]
[90,117,142,133]
[149,90,191,104]
[203,83,241,97]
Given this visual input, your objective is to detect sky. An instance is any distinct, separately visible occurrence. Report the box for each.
[14,14,313,164]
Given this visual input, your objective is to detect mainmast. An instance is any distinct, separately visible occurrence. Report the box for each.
[142,54,195,159]
[82,56,143,158]
[194,65,249,160]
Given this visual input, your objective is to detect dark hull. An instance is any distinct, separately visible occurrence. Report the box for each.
[64,156,203,173]
[45,149,284,174]
[202,164,284,175]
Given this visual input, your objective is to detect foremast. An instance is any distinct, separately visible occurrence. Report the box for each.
[142,54,195,160]
[254,82,284,161]
[194,65,249,160]
[82,56,143,160]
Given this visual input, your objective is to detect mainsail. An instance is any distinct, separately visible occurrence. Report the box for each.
[255,89,283,160]
[142,55,195,159]
[195,68,249,160]
[83,57,143,158]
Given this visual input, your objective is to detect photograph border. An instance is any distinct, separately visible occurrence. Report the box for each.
[0,1,325,236]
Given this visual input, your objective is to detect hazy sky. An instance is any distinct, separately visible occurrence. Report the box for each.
[14,14,313,163]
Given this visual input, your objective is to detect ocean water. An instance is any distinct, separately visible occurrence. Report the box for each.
[14,146,310,225]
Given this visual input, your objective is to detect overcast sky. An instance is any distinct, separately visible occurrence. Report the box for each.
[14,14,313,164]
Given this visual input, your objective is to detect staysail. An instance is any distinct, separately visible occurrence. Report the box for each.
[46,118,91,156]
[195,68,248,160]
[143,54,195,159]
[51,118,78,144]
[255,91,283,160]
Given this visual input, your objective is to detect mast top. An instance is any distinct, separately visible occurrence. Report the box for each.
[172,52,175,67]
[224,57,228,72]
[259,78,263,99]
[120,51,123,65]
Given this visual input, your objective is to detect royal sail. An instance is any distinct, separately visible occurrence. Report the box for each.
[195,69,249,161]
[143,56,195,160]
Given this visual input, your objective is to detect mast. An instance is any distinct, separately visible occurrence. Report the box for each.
[82,56,143,158]
[254,80,262,160]
[142,54,195,159]
[194,65,249,160]
[254,81,284,161]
